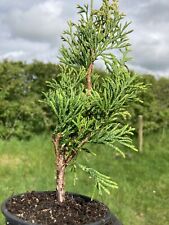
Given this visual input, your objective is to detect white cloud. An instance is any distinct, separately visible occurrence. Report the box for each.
[3,0,65,43]
[2,50,25,59]
[0,37,57,62]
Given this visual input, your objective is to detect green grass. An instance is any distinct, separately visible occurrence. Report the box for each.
[0,130,169,225]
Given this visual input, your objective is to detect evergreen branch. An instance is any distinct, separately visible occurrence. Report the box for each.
[77,164,118,198]
[59,0,131,70]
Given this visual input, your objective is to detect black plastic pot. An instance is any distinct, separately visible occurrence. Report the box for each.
[1,192,122,225]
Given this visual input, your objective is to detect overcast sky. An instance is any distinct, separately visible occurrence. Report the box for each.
[0,0,168,77]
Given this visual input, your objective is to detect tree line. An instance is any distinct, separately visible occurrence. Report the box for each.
[0,60,169,139]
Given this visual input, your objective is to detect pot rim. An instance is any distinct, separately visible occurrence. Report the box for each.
[1,191,112,225]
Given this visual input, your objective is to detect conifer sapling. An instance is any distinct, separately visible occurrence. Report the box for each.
[43,0,144,203]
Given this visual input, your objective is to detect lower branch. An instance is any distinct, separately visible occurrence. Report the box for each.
[65,134,91,164]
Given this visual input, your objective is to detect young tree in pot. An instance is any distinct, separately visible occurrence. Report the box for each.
[1,0,145,224]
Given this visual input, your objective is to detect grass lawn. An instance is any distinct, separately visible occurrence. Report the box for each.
[0,129,169,225]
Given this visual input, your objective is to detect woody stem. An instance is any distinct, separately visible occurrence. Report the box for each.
[86,63,94,95]
[52,133,65,203]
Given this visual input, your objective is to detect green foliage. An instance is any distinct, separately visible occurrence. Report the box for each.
[44,65,143,156]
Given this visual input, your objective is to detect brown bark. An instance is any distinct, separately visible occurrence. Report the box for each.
[52,133,66,203]
[56,152,65,203]
[86,63,94,95]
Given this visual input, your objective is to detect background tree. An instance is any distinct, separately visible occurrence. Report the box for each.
[0,61,60,139]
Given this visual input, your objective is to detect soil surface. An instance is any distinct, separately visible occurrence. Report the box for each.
[6,191,110,225]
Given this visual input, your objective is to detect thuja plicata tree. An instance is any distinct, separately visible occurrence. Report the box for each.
[43,0,145,203]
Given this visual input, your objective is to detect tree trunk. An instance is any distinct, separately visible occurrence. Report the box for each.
[52,133,66,203]
[56,153,65,203]
[86,63,94,95]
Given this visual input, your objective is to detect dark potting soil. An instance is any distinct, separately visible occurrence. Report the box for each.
[6,191,109,225]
